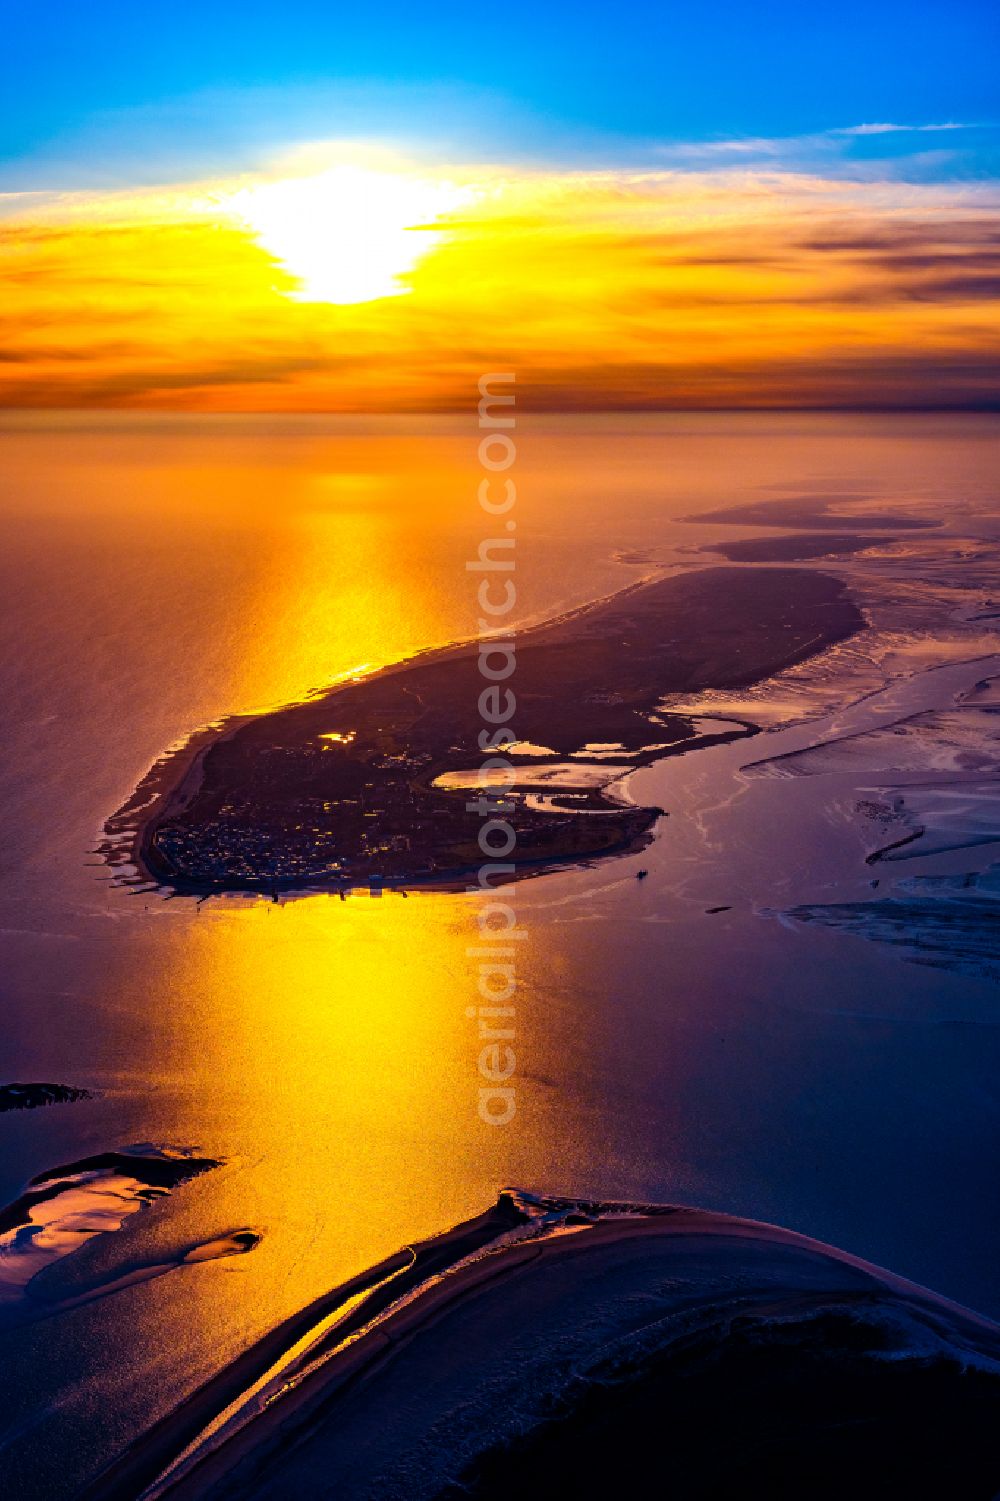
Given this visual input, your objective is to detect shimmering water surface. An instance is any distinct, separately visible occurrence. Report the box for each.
[1,412,998,1497]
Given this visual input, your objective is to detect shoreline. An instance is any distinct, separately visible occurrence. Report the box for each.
[100,714,255,882]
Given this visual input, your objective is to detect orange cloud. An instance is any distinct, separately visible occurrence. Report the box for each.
[1,162,998,410]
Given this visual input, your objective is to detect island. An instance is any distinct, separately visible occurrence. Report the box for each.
[698,533,891,563]
[105,566,863,896]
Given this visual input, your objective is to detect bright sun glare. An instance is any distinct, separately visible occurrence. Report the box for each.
[227,164,471,305]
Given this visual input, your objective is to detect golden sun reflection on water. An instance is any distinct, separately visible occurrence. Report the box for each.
[173,438,485,717]
[129,889,533,1384]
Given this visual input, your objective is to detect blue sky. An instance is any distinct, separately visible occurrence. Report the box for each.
[3,0,999,186]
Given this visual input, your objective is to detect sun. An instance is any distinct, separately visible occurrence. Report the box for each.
[226,164,471,305]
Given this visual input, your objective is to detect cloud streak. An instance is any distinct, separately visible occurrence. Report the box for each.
[833,122,974,136]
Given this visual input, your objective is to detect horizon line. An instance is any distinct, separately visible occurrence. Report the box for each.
[2,402,999,422]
